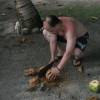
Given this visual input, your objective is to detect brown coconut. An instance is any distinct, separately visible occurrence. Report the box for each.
[46,69,59,82]
[24,68,38,76]
[28,76,39,88]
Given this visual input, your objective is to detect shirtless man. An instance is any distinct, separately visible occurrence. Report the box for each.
[43,15,89,80]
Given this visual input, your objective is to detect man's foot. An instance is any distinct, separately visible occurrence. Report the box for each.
[73,58,84,73]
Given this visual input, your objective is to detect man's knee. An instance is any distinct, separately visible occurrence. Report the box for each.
[43,29,51,42]
[74,48,83,59]
[43,29,47,36]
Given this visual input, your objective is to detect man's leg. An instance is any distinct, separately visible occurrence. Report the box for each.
[57,42,66,57]
[73,48,84,72]
[73,33,89,71]
[74,48,83,60]
[56,46,63,57]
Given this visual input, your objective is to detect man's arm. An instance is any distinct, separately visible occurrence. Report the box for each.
[49,34,57,62]
[47,32,76,81]
[57,21,76,70]
[57,33,76,70]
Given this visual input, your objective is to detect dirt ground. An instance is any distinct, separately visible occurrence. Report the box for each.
[0,0,100,100]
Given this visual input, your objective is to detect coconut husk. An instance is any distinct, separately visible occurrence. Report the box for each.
[24,68,38,76]
[86,96,98,100]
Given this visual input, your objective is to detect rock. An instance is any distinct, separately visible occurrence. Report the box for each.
[15,21,21,34]
[1,13,6,16]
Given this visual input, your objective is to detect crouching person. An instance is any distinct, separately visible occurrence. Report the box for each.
[42,15,89,80]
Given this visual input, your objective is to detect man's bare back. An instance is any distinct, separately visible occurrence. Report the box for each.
[58,16,88,39]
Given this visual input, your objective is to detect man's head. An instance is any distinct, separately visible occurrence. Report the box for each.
[44,15,62,33]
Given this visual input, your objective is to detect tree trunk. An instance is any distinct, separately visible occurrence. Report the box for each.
[15,0,42,34]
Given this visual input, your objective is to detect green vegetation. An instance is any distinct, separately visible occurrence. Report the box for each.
[38,5,100,22]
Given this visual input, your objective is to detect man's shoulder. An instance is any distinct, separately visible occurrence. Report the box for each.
[58,16,74,20]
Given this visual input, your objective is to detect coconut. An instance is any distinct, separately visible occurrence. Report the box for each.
[28,76,39,88]
[24,68,38,76]
[89,80,100,93]
[46,69,59,82]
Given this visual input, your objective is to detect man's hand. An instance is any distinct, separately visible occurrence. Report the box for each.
[46,67,60,81]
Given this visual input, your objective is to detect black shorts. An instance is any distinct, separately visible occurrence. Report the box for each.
[57,32,89,51]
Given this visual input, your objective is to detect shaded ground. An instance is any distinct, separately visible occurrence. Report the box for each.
[0,0,100,100]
